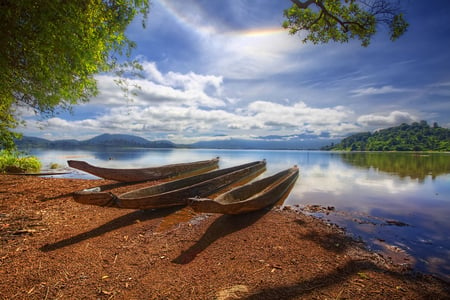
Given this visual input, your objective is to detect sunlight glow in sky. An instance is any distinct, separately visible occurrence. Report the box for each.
[20,0,450,144]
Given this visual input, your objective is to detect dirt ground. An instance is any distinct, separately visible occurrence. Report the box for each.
[1,174,449,299]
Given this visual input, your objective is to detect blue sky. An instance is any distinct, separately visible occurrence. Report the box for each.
[20,0,450,144]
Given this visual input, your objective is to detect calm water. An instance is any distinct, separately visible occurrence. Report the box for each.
[31,148,450,280]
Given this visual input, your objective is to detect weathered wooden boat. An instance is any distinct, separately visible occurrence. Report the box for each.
[188,166,299,215]
[67,157,219,182]
[4,168,71,176]
[6,171,72,176]
[72,160,266,209]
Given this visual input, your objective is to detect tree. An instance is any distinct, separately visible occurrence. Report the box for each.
[0,0,149,150]
[283,0,408,47]
[324,121,450,152]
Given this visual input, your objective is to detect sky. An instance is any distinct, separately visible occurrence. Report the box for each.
[19,0,450,144]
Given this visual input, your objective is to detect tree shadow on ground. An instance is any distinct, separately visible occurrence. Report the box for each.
[172,182,297,265]
[244,259,450,299]
[295,219,359,254]
[243,218,450,299]
[172,209,270,264]
[40,206,180,252]
[41,181,141,202]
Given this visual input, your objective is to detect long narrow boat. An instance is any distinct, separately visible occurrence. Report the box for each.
[188,166,299,215]
[73,160,266,209]
[67,157,220,182]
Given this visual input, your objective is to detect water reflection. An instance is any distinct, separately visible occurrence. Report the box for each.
[30,148,450,280]
[340,152,450,181]
[283,152,450,281]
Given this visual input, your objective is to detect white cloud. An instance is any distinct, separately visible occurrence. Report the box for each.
[245,101,356,135]
[427,81,450,97]
[428,81,450,88]
[142,61,223,95]
[92,65,225,108]
[357,111,417,127]
[18,59,382,143]
[141,61,166,83]
[350,85,410,97]
[76,62,357,141]
[202,29,308,80]
[29,96,359,143]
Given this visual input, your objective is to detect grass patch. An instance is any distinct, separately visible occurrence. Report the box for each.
[49,162,60,169]
[0,150,42,173]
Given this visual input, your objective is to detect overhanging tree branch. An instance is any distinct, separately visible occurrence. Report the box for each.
[284,0,408,46]
[290,0,317,9]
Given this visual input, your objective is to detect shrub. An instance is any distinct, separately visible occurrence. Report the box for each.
[49,163,60,169]
[0,150,42,173]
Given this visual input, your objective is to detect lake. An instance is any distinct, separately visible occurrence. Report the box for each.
[30,148,450,281]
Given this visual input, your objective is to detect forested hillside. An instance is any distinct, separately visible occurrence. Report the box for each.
[323,121,450,151]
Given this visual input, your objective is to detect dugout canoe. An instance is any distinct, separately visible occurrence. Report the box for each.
[72,160,266,209]
[188,166,299,215]
[67,157,220,182]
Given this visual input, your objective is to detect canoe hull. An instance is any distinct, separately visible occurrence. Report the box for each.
[68,158,219,182]
[73,160,266,209]
[189,166,299,214]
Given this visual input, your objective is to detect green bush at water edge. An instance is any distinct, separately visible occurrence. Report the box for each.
[0,150,42,173]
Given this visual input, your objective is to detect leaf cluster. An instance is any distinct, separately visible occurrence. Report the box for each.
[325,121,450,151]
[283,0,408,47]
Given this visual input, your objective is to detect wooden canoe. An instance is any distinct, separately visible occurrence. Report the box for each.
[67,157,219,182]
[72,160,266,209]
[188,166,299,215]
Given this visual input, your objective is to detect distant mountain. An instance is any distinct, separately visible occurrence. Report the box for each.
[15,136,52,147]
[53,139,81,147]
[84,134,156,147]
[16,134,175,149]
[322,121,450,151]
[190,137,339,150]
[16,133,339,150]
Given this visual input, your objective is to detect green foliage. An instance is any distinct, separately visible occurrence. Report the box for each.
[283,0,408,47]
[0,0,150,150]
[325,121,450,151]
[49,163,60,170]
[0,150,42,173]
[0,98,22,150]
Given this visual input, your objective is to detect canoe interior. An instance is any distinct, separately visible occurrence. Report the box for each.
[188,166,299,214]
[119,160,265,200]
[72,160,266,209]
[116,161,267,209]
[217,167,297,204]
[68,157,219,182]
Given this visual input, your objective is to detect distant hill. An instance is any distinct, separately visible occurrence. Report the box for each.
[190,136,340,150]
[16,133,339,150]
[16,134,175,149]
[84,134,157,147]
[322,121,450,151]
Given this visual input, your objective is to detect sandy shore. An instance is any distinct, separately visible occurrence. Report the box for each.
[1,175,449,299]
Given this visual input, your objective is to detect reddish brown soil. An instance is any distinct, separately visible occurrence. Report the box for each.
[1,174,449,299]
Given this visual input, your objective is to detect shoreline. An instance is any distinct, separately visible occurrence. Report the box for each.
[1,175,449,299]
